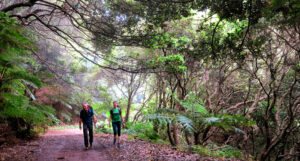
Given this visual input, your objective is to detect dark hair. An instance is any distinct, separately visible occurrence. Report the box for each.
[88,105,93,110]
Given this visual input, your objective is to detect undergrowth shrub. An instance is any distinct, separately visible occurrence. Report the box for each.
[192,144,242,158]
[123,122,160,142]
[95,120,113,134]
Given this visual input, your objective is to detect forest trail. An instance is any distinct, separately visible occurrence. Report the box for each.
[2,129,112,161]
[29,129,111,161]
[0,129,235,161]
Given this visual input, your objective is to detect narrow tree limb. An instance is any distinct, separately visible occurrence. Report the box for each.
[1,0,39,12]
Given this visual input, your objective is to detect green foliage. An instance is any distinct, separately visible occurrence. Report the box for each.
[146,93,254,134]
[143,33,191,50]
[123,122,161,142]
[177,94,208,115]
[0,12,55,133]
[62,113,72,123]
[203,114,255,134]
[193,144,242,158]
[70,62,88,74]
[0,92,54,126]
[96,126,114,134]
[7,71,42,88]
[269,0,300,24]
[49,125,78,130]
[148,54,187,74]
[51,117,61,126]
[0,12,35,52]
[94,85,113,108]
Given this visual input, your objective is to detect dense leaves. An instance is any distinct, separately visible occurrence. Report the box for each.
[0,12,54,137]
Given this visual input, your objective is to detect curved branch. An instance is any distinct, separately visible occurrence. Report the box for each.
[1,0,39,12]
[211,18,223,58]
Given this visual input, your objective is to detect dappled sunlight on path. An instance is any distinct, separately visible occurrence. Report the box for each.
[43,129,82,136]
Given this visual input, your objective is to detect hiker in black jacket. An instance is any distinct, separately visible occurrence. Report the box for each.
[79,103,97,150]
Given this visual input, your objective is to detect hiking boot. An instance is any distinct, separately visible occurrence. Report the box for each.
[117,143,120,148]
[85,147,89,150]
[90,144,93,149]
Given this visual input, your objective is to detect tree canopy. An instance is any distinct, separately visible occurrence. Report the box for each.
[0,0,299,160]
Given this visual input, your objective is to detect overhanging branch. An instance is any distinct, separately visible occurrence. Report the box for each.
[1,0,39,12]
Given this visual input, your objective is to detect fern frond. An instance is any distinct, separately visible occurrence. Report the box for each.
[175,115,195,132]
[204,117,220,124]
[8,71,42,88]
[1,79,25,95]
[145,113,174,124]
[156,108,184,115]
[175,95,208,115]
[234,127,246,135]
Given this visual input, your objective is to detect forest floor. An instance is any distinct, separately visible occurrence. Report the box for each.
[0,129,240,161]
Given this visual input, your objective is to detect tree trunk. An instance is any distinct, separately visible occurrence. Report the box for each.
[162,80,167,108]
[172,85,183,146]
[194,132,200,145]
[26,122,32,137]
[173,123,179,146]
[153,121,159,132]
[167,123,175,146]
[125,94,133,123]
[185,131,191,145]
[158,82,162,109]
[201,127,211,143]
[155,80,159,106]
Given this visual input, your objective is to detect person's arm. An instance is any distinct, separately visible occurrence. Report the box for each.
[90,108,97,127]
[92,114,97,127]
[79,118,82,130]
[120,109,125,128]
[79,111,82,130]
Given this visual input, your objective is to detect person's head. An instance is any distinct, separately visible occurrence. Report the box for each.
[113,101,118,108]
[82,102,89,111]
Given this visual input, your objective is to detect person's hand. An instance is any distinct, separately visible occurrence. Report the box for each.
[109,123,111,128]
[94,122,97,128]
[79,126,82,130]
[122,123,125,128]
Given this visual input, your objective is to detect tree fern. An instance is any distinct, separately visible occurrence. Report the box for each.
[0,92,54,125]
[146,99,254,136]
[176,115,195,132]
[176,93,208,116]
[146,113,174,124]
[5,71,42,88]
[0,12,55,132]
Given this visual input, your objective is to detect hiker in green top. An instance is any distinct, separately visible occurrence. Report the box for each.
[108,101,125,147]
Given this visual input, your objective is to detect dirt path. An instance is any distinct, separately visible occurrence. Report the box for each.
[1,129,234,161]
[0,129,112,161]
[29,129,111,161]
